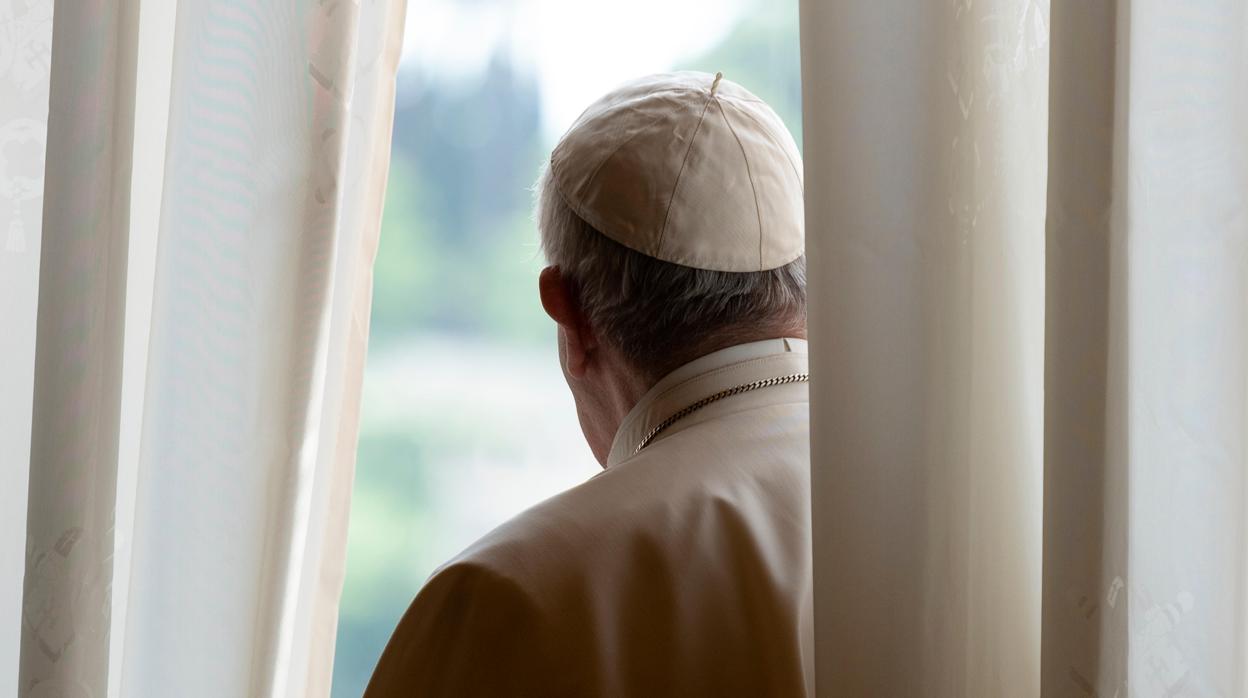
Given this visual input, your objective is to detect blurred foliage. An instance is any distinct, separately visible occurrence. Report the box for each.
[332,4,799,696]
[331,432,434,690]
[367,59,549,346]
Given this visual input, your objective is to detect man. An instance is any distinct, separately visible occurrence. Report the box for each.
[366,71,812,697]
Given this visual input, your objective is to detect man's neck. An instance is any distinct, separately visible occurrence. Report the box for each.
[582,330,807,465]
[581,354,652,466]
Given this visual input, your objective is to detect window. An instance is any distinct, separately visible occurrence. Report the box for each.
[331,1,800,693]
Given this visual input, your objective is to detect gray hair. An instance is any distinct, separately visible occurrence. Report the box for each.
[534,164,807,381]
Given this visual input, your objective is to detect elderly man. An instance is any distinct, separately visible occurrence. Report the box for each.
[366,71,812,697]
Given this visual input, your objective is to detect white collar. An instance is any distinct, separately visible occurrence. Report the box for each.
[605,337,808,467]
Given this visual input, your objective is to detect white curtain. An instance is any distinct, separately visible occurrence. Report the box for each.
[802,1,1248,696]
[4,1,407,696]
[1,0,53,688]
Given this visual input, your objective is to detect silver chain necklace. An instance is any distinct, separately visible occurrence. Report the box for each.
[633,372,809,455]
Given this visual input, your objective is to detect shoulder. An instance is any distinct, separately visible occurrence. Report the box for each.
[455,402,810,583]
[448,467,645,581]
[365,561,551,696]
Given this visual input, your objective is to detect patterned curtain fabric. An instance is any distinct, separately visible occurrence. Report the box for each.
[0,0,54,689]
[802,0,1247,696]
[4,1,407,696]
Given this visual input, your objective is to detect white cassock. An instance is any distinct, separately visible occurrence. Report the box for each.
[365,338,813,697]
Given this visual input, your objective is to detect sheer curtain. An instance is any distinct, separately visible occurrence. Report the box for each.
[1,0,53,689]
[802,0,1248,696]
[6,1,407,696]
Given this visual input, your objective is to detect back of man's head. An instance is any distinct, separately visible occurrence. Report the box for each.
[536,71,807,381]
[536,170,806,382]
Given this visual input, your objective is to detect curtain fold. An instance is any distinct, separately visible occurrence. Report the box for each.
[1041,0,1129,692]
[20,2,140,695]
[14,1,407,695]
[277,3,408,697]
[1045,2,1248,695]
[0,0,53,686]
[800,1,1047,694]
[118,2,360,694]
[803,0,1248,695]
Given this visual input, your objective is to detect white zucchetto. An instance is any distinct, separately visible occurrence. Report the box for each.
[549,71,805,272]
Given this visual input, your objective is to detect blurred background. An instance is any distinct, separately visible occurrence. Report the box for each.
[332,1,801,694]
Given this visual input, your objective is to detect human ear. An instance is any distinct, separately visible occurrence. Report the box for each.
[539,266,596,378]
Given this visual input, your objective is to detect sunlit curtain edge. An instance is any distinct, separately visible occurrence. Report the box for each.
[280,2,410,697]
